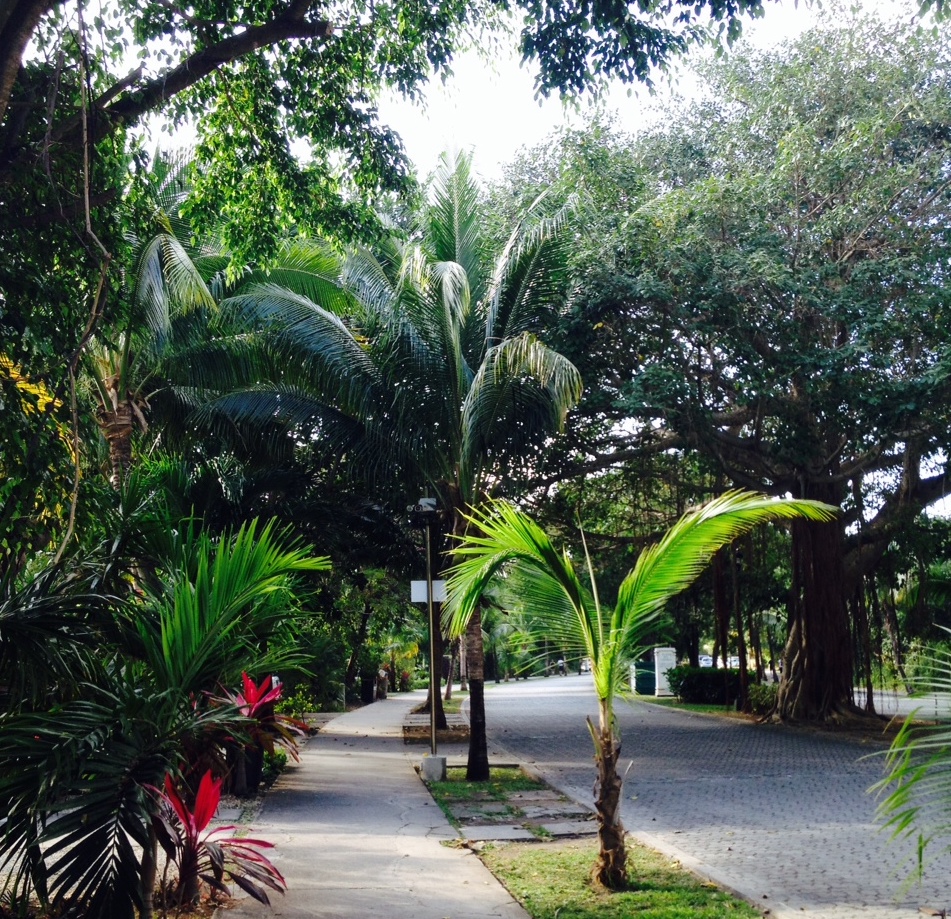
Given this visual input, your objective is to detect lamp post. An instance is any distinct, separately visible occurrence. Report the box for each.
[408,498,440,758]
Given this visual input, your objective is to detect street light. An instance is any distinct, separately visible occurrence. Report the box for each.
[408,497,441,757]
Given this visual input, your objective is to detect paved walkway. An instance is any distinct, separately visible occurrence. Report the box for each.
[220,691,527,919]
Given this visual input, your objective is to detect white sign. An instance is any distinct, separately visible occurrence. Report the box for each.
[653,647,678,697]
[411,580,447,603]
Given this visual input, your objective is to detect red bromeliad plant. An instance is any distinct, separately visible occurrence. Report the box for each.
[229,672,307,756]
[219,673,308,795]
[153,770,286,909]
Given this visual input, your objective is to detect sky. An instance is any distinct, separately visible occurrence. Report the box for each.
[376,0,912,182]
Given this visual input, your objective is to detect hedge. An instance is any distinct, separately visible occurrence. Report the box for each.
[666,666,750,706]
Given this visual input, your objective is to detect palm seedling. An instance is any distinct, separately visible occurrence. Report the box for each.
[873,633,951,882]
[445,490,836,889]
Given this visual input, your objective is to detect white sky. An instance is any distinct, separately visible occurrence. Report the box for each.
[377,0,914,182]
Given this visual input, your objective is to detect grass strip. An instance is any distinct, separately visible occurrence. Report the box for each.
[428,766,545,801]
[480,838,762,919]
[427,766,546,827]
[424,766,761,918]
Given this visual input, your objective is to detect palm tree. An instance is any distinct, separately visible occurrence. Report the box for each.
[84,152,226,487]
[85,231,219,486]
[874,634,951,880]
[208,150,583,779]
[444,491,836,889]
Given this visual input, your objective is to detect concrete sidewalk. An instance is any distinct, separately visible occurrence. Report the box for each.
[220,691,528,919]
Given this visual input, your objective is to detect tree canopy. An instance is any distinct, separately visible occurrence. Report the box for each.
[496,11,951,718]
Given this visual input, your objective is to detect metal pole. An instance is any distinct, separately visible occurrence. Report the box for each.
[425,521,437,756]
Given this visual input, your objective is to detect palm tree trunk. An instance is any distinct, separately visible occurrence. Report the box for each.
[465,606,490,781]
[140,822,157,919]
[96,399,135,487]
[590,698,627,889]
[447,487,491,780]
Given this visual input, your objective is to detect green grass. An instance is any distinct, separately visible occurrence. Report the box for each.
[441,690,468,715]
[481,839,761,919]
[422,765,760,918]
[428,766,545,802]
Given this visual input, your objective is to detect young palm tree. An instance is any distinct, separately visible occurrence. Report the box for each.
[873,634,951,881]
[203,150,583,779]
[445,490,836,889]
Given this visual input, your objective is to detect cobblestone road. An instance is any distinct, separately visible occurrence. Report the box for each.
[483,676,949,919]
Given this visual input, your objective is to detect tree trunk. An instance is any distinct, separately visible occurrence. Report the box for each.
[459,635,469,691]
[344,599,373,691]
[878,583,911,694]
[731,546,750,713]
[852,582,875,714]
[590,698,627,890]
[748,536,765,681]
[140,821,158,919]
[776,482,855,720]
[444,640,455,701]
[96,395,135,488]
[417,621,448,730]
[465,606,490,781]
[713,550,730,670]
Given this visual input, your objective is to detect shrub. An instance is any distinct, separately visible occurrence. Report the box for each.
[275,684,318,718]
[263,750,288,786]
[747,681,778,715]
[666,666,748,705]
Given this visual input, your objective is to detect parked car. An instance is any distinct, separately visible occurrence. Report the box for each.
[699,655,713,668]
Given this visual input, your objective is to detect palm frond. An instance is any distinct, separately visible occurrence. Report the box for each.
[0,564,111,708]
[341,243,400,320]
[444,501,590,646]
[484,192,573,342]
[618,490,837,640]
[873,636,951,872]
[460,333,582,495]
[221,283,384,417]
[447,493,834,702]
[133,233,217,348]
[425,150,486,295]
[235,238,351,314]
[134,519,329,694]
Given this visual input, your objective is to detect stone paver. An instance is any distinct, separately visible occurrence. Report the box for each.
[463,825,538,841]
[541,820,597,837]
[483,677,950,919]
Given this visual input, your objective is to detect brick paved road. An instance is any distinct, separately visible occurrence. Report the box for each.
[483,676,949,919]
